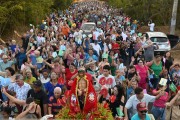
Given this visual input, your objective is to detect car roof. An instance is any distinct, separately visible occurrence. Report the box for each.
[146,32,167,38]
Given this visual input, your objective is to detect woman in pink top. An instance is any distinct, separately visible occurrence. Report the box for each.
[151,84,168,120]
[134,59,148,89]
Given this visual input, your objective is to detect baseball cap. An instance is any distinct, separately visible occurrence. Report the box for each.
[137,102,148,111]
[33,80,42,87]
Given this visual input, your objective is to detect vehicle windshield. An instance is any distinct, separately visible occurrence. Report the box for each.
[81,24,95,31]
[150,37,168,42]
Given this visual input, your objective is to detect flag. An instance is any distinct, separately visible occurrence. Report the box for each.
[169,83,177,92]
[116,108,124,117]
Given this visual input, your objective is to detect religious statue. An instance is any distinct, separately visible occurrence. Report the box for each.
[56,67,113,119]
[69,67,97,114]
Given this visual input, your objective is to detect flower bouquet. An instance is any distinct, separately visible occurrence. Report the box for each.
[55,103,113,120]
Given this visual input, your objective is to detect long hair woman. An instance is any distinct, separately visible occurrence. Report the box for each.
[109,85,125,118]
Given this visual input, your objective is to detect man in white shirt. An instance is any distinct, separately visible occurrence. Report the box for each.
[124,87,164,120]
[37,33,45,46]
[8,74,31,100]
[93,29,100,41]
[96,65,116,101]
[148,20,155,32]
[90,41,102,56]
[74,28,83,45]
[122,31,128,41]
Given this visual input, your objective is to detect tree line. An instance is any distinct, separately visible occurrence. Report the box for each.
[101,0,180,29]
[0,0,73,37]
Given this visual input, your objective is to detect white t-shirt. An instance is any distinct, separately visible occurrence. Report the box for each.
[90,43,101,55]
[122,32,128,41]
[103,43,112,53]
[93,31,100,40]
[39,74,50,84]
[125,94,156,117]
[0,49,4,55]
[21,64,30,71]
[148,23,155,31]
[96,74,116,99]
[74,31,83,44]
[37,36,45,46]
[97,74,116,89]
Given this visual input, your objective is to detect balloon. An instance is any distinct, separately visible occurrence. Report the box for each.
[0,77,11,87]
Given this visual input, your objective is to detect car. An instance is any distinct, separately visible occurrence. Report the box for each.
[81,22,96,36]
[145,32,171,52]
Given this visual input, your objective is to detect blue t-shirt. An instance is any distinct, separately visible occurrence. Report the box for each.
[16,52,26,68]
[84,53,98,62]
[30,55,37,65]
[126,87,134,99]
[10,45,16,53]
[131,113,150,120]
[45,82,63,99]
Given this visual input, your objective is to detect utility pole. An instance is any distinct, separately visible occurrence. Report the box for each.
[170,0,178,35]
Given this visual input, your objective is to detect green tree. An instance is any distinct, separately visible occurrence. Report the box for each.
[0,0,73,38]
[52,0,73,10]
[104,0,180,28]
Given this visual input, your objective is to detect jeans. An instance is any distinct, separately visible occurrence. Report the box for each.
[151,106,165,120]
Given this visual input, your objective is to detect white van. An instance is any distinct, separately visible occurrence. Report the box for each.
[145,32,171,51]
[81,22,96,35]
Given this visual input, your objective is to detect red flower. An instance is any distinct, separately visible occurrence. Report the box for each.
[110,95,116,103]
[100,88,108,98]
[103,101,109,108]
[74,106,81,112]
[89,114,94,120]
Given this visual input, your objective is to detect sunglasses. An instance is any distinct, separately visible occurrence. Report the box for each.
[140,110,147,113]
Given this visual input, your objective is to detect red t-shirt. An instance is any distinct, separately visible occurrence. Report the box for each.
[65,68,77,89]
[112,42,120,50]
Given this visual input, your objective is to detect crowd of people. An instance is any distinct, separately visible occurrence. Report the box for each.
[0,1,180,120]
